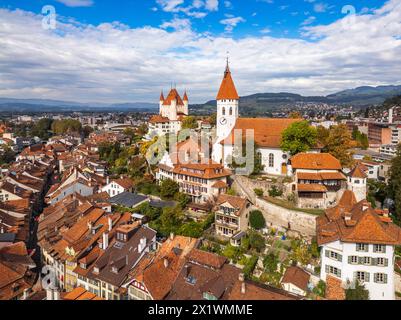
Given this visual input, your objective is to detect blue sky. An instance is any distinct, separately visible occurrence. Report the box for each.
[0,0,400,103]
[1,0,385,38]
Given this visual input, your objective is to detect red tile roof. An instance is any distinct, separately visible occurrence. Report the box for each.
[291,153,342,170]
[187,249,227,269]
[216,65,239,100]
[221,118,300,148]
[281,266,310,291]
[317,193,401,246]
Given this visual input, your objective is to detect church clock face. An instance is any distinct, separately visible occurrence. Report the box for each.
[220,117,227,125]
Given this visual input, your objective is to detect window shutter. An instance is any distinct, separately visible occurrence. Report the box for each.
[365,272,370,283]
[325,265,329,273]
[384,259,388,267]
[325,250,330,258]
[348,256,352,264]
[371,258,377,266]
[384,274,388,284]
[358,257,363,264]
[353,272,357,281]
[338,269,341,278]
[338,254,343,262]
[383,246,386,254]
[365,245,369,252]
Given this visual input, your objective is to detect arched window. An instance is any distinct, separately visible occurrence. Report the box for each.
[269,153,274,168]
[222,107,226,116]
[229,107,233,116]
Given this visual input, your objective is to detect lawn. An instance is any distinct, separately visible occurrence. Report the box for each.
[264,196,324,216]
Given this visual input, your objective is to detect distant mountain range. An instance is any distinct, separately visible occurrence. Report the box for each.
[200,85,401,111]
[1,85,401,114]
[0,98,158,113]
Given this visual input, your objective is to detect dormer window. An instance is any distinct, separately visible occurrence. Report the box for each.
[93,267,99,274]
[112,266,119,274]
[80,263,87,270]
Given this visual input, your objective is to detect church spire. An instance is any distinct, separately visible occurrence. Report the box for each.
[160,90,165,102]
[216,59,239,100]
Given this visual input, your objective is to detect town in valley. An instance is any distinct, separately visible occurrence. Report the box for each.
[1,0,401,304]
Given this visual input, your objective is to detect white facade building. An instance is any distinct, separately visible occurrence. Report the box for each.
[317,191,401,300]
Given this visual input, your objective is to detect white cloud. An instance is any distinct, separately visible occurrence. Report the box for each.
[220,16,245,32]
[301,16,316,26]
[160,17,191,30]
[55,0,94,7]
[205,0,219,11]
[0,1,401,103]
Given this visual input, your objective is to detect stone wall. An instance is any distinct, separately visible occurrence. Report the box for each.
[255,197,317,237]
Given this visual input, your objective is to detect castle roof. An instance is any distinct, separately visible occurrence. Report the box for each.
[162,89,184,106]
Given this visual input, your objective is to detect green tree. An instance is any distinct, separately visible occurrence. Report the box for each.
[31,118,53,140]
[174,192,190,209]
[158,206,184,236]
[51,119,82,135]
[160,179,179,199]
[281,121,317,156]
[388,144,401,223]
[263,253,279,273]
[312,280,326,297]
[181,116,198,130]
[254,188,264,197]
[178,221,203,238]
[319,124,356,167]
[249,210,266,230]
[248,231,265,252]
[345,281,370,300]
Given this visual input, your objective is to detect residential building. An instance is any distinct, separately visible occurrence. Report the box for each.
[289,153,347,209]
[102,178,134,197]
[214,194,251,244]
[281,266,310,297]
[317,190,401,300]
[127,235,197,300]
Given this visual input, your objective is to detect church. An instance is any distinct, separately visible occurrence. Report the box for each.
[212,62,300,176]
[147,88,189,137]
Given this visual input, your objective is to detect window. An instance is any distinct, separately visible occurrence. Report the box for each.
[229,107,233,116]
[356,243,368,252]
[348,256,358,264]
[373,244,386,253]
[222,107,226,116]
[325,265,341,278]
[374,273,388,284]
[325,250,342,262]
[376,258,388,267]
[269,153,274,168]
[356,271,370,283]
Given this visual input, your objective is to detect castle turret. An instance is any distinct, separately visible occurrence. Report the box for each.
[183,90,189,115]
[347,164,367,202]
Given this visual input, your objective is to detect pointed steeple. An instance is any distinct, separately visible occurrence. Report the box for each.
[160,90,165,102]
[216,59,239,100]
[183,90,188,101]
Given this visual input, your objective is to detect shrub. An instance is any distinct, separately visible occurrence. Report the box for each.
[268,185,283,198]
[249,210,266,230]
[254,188,264,197]
[243,256,259,278]
[249,231,266,253]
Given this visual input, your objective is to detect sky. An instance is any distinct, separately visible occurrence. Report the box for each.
[0,0,400,103]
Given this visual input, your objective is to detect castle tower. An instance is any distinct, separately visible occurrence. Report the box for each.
[347,165,367,203]
[159,91,165,115]
[183,91,189,115]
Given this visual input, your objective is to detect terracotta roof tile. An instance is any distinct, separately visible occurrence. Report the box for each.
[291,153,342,170]
[216,65,239,100]
[281,266,310,291]
[187,249,227,269]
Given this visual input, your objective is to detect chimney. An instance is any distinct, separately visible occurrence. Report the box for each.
[170,233,175,241]
[102,232,109,250]
[22,288,30,300]
[106,176,110,185]
[238,273,245,282]
[241,282,246,295]
[53,290,60,301]
[0,227,4,234]
[108,216,113,232]
[183,265,189,278]
[87,221,93,232]
[164,258,169,268]
[46,289,54,301]
[344,212,352,221]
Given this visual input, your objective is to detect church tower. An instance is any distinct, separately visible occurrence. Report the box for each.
[216,59,239,142]
[212,60,240,163]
